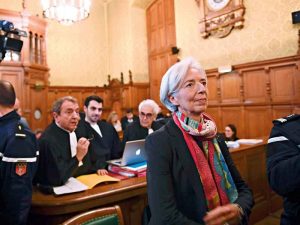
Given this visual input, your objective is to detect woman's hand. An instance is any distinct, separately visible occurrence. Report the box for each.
[97,169,108,176]
[203,204,241,225]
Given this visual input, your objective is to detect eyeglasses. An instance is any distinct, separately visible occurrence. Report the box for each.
[139,112,153,119]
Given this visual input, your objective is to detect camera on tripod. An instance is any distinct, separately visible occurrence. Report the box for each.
[0,20,27,62]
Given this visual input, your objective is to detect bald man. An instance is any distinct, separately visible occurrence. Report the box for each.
[0,80,38,225]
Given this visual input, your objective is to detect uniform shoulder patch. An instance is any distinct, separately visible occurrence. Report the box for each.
[273,114,300,125]
[14,122,27,138]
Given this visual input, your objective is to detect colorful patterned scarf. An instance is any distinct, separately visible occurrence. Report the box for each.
[173,111,238,210]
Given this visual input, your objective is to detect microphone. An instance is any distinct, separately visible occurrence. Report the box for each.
[0,20,14,32]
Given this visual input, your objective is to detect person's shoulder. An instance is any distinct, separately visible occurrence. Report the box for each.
[148,119,174,138]
[272,114,300,126]
[98,120,115,131]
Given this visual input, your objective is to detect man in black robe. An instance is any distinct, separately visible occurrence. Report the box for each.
[122,99,164,150]
[76,95,122,175]
[121,108,139,131]
[35,96,91,187]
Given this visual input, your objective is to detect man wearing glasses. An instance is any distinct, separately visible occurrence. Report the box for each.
[122,99,163,150]
[76,95,122,176]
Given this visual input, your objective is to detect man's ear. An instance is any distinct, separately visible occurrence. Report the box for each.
[83,105,87,113]
[169,95,179,106]
[53,112,59,121]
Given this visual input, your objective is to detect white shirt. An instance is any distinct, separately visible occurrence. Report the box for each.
[90,123,102,137]
[55,122,83,166]
[148,128,154,134]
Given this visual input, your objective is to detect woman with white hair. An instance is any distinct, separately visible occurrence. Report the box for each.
[145,57,254,225]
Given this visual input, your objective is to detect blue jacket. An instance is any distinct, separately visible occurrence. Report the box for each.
[0,110,38,225]
[267,114,300,225]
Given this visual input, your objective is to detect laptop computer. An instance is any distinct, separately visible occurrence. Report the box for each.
[107,139,146,166]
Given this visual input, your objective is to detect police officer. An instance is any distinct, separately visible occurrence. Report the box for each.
[0,80,38,225]
[267,114,300,225]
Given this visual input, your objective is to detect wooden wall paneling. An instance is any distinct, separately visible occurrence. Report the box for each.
[0,67,24,100]
[219,72,242,104]
[29,87,47,131]
[149,54,169,104]
[147,0,177,107]
[122,86,131,111]
[25,68,49,130]
[246,146,269,223]
[205,107,221,130]
[272,105,294,120]
[244,106,273,138]
[207,73,220,105]
[269,64,297,103]
[242,68,270,104]
[220,106,244,138]
[164,0,176,48]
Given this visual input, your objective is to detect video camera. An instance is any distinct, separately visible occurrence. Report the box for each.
[0,20,27,62]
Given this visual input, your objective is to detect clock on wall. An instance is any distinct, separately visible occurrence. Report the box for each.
[206,0,230,11]
[195,0,245,38]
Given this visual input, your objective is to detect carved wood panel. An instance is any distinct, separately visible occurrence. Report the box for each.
[219,72,241,104]
[220,106,244,137]
[242,69,270,104]
[207,74,219,105]
[244,106,272,138]
[272,105,294,120]
[147,0,177,105]
[205,107,221,130]
[269,65,297,103]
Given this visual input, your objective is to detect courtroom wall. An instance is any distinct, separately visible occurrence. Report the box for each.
[0,0,149,86]
[107,0,148,83]
[2,0,300,86]
[175,0,300,69]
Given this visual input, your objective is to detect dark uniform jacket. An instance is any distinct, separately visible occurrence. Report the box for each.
[76,120,122,170]
[122,120,164,150]
[146,119,254,225]
[0,110,38,225]
[35,122,94,187]
[267,114,300,225]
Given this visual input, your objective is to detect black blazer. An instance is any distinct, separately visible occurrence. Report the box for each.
[122,120,163,150]
[76,120,122,170]
[146,119,254,225]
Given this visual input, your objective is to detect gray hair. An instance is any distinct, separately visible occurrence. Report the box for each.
[52,96,78,114]
[138,99,160,115]
[160,57,206,112]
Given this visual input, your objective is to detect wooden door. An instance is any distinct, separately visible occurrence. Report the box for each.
[147,0,177,105]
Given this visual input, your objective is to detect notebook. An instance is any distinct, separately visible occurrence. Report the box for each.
[107,139,146,166]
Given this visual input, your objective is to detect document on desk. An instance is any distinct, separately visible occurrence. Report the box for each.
[76,174,120,189]
[53,177,88,195]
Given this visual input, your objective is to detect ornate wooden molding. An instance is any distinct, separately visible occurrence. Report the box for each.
[195,0,245,38]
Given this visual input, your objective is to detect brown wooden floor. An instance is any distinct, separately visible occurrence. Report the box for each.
[253,209,282,225]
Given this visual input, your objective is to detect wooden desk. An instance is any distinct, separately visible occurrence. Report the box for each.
[230,139,282,224]
[30,140,282,225]
[29,177,147,225]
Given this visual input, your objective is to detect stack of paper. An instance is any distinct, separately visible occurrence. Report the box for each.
[53,174,121,195]
[226,141,240,148]
[53,177,88,195]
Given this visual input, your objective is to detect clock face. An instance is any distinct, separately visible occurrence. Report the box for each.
[206,0,230,11]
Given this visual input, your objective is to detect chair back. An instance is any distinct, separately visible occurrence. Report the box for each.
[62,205,124,225]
